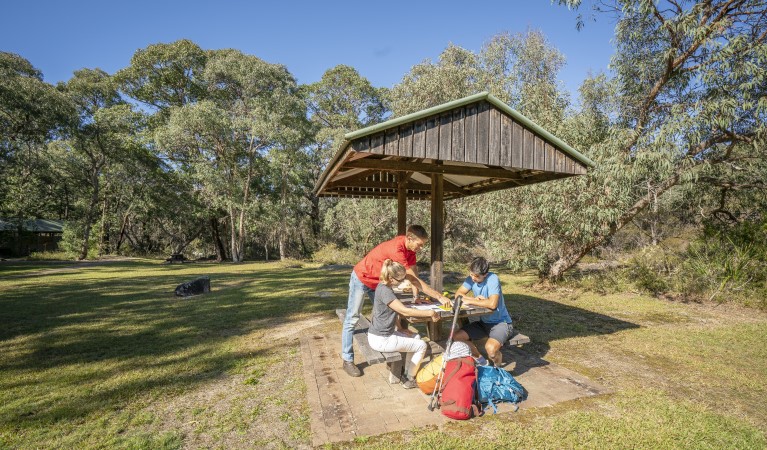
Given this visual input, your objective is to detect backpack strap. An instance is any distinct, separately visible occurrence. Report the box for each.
[441,360,463,388]
[472,376,484,417]
[440,400,473,417]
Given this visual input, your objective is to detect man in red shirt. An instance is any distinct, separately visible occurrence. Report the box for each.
[341,224,451,377]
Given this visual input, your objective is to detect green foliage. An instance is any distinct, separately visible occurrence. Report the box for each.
[306,64,388,154]
[0,52,75,221]
[565,218,767,308]
[150,46,309,261]
[115,39,207,113]
[26,251,73,261]
[676,220,767,306]
[306,65,390,254]
[527,0,767,278]
[58,221,93,259]
[56,68,146,259]
[321,198,398,255]
[625,249,671,296]
[311,243,359,266]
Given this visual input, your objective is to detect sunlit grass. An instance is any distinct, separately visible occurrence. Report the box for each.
[0,261,765,448]
[0,259,346,448]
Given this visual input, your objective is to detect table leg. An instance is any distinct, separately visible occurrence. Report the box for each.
[427,321,442,341]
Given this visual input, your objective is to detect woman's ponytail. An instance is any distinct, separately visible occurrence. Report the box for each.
[380,258,406,284]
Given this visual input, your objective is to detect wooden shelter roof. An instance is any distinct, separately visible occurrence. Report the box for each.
[314,92,595,200]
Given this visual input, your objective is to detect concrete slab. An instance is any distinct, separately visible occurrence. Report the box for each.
[300,331,611,446]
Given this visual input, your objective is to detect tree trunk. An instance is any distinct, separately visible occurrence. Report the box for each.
[547,171,683,279]
[210,216,227,262]
[310,194,320,239]
[650,185,659,246]
[79,169,100,260]
[98,196,110,256]
[63,183,70,220]
[279,166,287,261]
[115,211,131,253]
[228,206,243,262]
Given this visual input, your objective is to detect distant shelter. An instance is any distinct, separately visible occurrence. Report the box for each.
[0,219,64,257]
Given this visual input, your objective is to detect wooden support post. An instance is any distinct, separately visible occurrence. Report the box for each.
[431,173,444,293]
[397,175,407,236]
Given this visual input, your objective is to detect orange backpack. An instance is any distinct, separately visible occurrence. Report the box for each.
[416,354,444,395]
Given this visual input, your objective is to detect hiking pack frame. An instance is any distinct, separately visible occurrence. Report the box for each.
[427,295,463,411]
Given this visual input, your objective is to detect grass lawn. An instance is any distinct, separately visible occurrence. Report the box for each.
[0,259,765,449]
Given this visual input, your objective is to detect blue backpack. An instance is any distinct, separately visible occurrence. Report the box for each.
[476,365,528,413]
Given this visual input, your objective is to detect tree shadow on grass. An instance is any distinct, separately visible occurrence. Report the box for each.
[424,291,641,376]
[498,293,640,375]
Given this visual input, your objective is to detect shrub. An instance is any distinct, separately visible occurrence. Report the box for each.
[27,251,74,261]
[624,246,676,295]
[58,222,98,259]
[626,259,669,295]
[311,243,359,266]
[675,220,767,303]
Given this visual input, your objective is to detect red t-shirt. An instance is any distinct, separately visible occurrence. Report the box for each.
[353,235,417,290]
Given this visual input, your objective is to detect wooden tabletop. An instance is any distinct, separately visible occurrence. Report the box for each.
[402,301,493,323]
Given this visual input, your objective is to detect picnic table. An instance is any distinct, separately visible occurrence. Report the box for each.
[335,292,530,385]
[394,291,491,341]
[395,290,531,346]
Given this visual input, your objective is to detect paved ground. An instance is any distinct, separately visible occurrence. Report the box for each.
[300,331,611,446]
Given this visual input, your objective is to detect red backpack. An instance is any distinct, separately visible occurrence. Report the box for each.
[439,356,479,420]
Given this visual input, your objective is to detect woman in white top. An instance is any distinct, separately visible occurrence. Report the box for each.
[367,259,440,388]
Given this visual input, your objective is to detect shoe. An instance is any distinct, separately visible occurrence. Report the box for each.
[476,356,489,366]
[342,360,362,377]
[402,377,418,389]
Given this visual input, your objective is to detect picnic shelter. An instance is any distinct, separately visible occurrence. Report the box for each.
[314,91,596,291]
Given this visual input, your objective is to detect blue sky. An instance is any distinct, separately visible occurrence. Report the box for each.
[2,1,616,99]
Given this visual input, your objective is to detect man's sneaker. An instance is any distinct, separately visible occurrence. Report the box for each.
[342,360,362,377]
[476,356,489,366]
[402,377,418,389]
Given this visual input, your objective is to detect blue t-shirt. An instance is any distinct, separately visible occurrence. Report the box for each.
[461,272,512,325]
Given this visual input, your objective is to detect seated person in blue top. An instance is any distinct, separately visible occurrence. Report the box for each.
[367,259,441,389]
[453,257,513,367]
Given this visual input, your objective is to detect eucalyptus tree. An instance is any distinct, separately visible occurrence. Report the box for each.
[388,44,480,115]
[386,32,571,261]
[116,39,207,116]
[540,0,767,279]
[115,40,221,256]
[0,52,74,222]
[155,49,306,262]
[305,65,389,242]
[57,69,145,259]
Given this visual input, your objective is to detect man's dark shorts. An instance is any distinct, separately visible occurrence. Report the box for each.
[462,321,513,343]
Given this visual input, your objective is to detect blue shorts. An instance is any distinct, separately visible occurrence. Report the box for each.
[462,321,513,343]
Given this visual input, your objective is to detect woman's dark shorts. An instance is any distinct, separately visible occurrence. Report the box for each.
[462,321,513,343]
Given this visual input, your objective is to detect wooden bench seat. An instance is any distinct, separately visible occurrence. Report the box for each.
[335,309,404,384]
